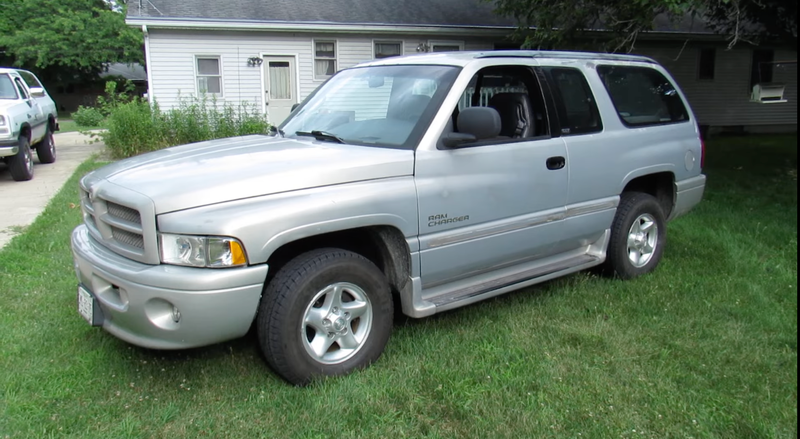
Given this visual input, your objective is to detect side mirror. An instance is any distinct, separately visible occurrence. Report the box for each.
[29,87,46,98]
[442,132,477,148]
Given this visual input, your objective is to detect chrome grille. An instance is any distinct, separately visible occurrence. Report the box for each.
[107,202,141,225]
[111,227,145,249]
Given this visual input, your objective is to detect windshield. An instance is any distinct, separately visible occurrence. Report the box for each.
[281,65,460,149]
[0,74,18,99]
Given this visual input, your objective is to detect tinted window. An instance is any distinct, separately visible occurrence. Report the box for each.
[597,65,689,127]
[545,67,602,135]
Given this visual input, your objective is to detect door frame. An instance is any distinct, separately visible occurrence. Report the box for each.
[259,53,301,120]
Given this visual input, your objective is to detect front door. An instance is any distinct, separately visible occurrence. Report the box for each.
[415,64,570,288]
[263,56,298,125]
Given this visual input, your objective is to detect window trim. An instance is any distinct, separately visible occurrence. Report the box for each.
[697,48,716,81]
[428,40,465,52]
[372,40,404,59]
[596,64,691,129]
[14,77,30,99]
[540,66,603,136]
[194,55,224,97]
[313,39,338,81]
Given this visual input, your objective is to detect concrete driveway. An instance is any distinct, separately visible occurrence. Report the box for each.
[0,132,105,249]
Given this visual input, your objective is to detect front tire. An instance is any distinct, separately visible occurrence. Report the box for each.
[604,193,667,280]
[8,136,34,181]
[257,248,394,385]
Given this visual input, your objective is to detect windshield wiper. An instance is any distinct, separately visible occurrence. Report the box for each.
[294,130,346,144]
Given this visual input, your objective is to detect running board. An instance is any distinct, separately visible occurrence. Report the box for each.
[430,254,599,309]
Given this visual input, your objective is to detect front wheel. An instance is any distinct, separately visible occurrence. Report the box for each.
[257,248,394,385]
[8,136,34,181]
[604,193,667,280]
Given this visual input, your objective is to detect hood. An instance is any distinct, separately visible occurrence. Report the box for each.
[84,135,414,214]
[0,99,21,112]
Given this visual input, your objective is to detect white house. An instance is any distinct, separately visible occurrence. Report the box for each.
[127,0,797,132]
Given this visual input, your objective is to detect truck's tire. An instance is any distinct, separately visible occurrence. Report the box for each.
[8,136,34,181]
[257,248,394,385]
[604,192,666,280]
[35,126,56,164]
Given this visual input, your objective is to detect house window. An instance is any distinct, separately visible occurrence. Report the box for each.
[597,65,689,127]
[750,49,775,89]
[196,56,222,95]
[430,41,464,52]
[375,41,403,59]
[698,48,716,80]
[314,41,337,80]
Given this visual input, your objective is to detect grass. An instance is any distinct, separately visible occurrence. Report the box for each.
[57,120,107,134]
[0,135,796,439]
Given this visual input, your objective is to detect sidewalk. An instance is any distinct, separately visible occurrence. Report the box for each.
[0,132,105,249]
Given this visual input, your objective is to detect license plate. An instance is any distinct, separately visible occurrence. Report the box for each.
[77,285,100,326]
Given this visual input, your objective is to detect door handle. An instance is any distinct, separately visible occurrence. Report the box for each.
[546,156,566,170]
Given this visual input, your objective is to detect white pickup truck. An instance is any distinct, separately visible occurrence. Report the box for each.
[0,68,58,181]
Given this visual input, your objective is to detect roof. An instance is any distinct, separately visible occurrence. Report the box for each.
[127,0,712,34]
[128,0,512,27]
[358,50,658,68]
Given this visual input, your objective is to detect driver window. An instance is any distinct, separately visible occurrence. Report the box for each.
[448,65,549,145]
[14,78,29,99]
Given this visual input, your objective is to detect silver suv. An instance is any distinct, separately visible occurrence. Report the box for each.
[71,51,706,385]
[0,68,58,181]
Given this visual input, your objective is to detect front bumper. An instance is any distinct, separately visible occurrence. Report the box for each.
[0,138,19,158]
[669,174,707,221]
[71,225,269,349]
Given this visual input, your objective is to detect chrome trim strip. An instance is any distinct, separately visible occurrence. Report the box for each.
[424,197,619,249]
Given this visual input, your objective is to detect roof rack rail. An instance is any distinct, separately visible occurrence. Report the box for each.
[475,50,657,64]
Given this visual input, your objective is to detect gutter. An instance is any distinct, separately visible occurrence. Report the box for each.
[142,25,155,105]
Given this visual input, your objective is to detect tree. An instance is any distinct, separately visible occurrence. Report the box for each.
[0,0,143,85]
[489,0,797,52]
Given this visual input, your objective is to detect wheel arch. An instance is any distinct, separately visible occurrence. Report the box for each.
[263,224,412,299]
[620,167,676,218]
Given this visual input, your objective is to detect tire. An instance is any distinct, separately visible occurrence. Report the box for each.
[35,126,56,164]
[257,248,394,385]
[604,192,667,280]
[8,136,34,181]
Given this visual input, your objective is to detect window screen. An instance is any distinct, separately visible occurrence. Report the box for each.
[597,65,689,127]
[545,67,602,135]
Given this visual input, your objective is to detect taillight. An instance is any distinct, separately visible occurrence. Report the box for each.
[700,138,706,169]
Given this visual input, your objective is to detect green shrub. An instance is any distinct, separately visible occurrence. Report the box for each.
[99,93,271,159]
[72,106,105,127]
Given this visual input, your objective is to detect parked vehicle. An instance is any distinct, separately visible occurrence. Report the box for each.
[0,68,58,181]
[71,51,706,385]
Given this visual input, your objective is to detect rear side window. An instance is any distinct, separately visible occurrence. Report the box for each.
[544,67,602,135]
[18,71,43,89]
[597,65,689,127]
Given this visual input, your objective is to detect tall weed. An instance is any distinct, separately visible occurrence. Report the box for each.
[98,89,271,159]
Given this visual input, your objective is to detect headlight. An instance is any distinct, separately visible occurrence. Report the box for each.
[0,115,6,126]
[0,115,7,134]
[159,234,248,268]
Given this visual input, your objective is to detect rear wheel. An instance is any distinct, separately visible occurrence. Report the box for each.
[604,193,666,279]
[35,126,56,164]
[257,248,394,385]
[8,136,34,181]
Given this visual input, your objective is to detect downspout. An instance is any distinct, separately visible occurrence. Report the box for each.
[142,25,155,106]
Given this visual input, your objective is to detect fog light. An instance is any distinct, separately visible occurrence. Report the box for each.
[172,306,181,323]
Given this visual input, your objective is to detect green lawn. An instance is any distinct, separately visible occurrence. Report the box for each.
[0,135,796,439]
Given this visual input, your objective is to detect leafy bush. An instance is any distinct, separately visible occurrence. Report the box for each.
[99,92,271,159]
[72,106,105,127]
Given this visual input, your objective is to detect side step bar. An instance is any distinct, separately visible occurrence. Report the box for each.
[430,254,599,308]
